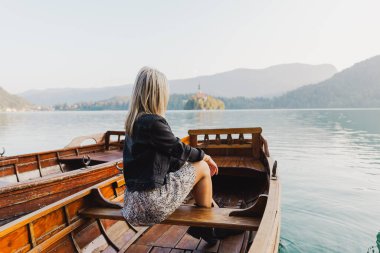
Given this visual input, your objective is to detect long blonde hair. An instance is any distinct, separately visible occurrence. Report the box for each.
[125,67,169,135]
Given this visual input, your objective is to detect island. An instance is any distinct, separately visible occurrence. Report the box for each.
[184,86,225,110]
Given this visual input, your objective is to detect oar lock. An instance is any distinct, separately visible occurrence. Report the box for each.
[272,160,278,180]
[82,155,91,168]
[0,147,5,157]
[116,160,123,172]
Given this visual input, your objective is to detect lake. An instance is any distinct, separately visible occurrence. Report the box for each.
[0,109,379,253]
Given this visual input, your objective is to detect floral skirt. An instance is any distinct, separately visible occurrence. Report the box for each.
[122,162,196,226]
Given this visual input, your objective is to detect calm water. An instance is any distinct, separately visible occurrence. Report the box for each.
[0,110,379,253]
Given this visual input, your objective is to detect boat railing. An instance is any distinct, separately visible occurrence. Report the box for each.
[188,127,263,159]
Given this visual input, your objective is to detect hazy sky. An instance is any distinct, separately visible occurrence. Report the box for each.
[1,0,379,93]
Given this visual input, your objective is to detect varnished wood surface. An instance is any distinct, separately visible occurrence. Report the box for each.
[81,205,261,230]
[188,128,262,135]
[130,224,251,253]
[0,130,124,183]
[213,156,266,173]
[58,150,122,164]
[0,131,125,225]
[248,157,281,253]
[0,163,121,225]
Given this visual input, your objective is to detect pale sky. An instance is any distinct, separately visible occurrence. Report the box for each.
[0,0,379,93]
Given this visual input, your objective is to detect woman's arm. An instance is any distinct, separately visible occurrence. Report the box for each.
[150,118,204,162]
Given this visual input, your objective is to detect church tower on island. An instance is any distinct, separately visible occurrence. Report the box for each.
[196,83,207,100]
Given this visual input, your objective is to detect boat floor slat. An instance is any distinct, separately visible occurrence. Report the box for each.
[125,244,152,253]
[196,238,220,252]
[153,225,188,248]
[150,247,172,253]
[175,232,201,250]
[135,224,172,245]
[218,231,248,253]
[101,245,118,253]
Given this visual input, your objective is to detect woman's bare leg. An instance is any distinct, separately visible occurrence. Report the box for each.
[191,160,213,208]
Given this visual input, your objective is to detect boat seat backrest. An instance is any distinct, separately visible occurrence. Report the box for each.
[188,128,263,159]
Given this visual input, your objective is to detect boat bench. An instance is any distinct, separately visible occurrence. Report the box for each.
[59,150,123,164]
[80,189,267,231]
[81,205,261,231]
[213,156,266,173]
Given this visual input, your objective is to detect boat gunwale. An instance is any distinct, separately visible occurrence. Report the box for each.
[248,156,281,253]
[0,130,126,163]
[0,131,125,189]
[0,159,122,193]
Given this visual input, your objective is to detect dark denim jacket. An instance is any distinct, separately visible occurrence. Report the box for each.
[123,114,204,192]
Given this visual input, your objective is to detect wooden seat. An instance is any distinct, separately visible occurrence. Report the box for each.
[81,205,261,231]
[59,150,122,164]
[213,156,266,173]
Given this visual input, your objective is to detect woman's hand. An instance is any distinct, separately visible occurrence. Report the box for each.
[203,154,218,176]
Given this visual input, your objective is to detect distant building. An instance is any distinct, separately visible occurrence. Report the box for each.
[196,83,207,101]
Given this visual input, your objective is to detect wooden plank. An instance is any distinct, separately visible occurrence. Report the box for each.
[72,220,101,248]
[125,244,152,253]
[213,156,266,173]
[197,144,252,149]
[135,224,171,245]
[0,165,119,224]
[170,249,185,253]
[213,156,227,167]
[0,158,18,167]
[28,219,85,253]
[117,226,149,253]
[218,232,246,253]
[164,206,260,231]
[150,247,172,253]
[81,206,261,231]
[196,239,220,253]
[58,150,122,164]
[43,235,76,253]
[101,245,118,253]
[0,225,30,253]
[175,233,200,250]
[189,128,262,135]
[248,157,280,253]
[0,175,123,237]
[153,225,188,248]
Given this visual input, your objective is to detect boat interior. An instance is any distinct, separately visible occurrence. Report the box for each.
[0,127,277,253]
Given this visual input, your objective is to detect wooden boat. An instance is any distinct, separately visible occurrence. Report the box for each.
[0,131,125,225]
[0,127,281,253]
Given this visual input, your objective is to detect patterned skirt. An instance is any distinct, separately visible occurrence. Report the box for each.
[122,162,196,226]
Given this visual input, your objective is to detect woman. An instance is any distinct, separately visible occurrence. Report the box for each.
[122,67,238,244]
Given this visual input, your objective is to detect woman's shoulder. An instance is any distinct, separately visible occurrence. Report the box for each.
[136,113,167,125]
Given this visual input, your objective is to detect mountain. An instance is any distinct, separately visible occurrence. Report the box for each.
[54,96,129,111]
[169,63,337,97]
[19,63,337,106]
[0,87,33,111]
[19,86,131,107]
[271,55,380,108]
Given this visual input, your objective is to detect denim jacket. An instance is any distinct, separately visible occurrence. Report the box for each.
[123,114,204,192]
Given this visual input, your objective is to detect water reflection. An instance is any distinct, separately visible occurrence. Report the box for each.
[0,109,379,252]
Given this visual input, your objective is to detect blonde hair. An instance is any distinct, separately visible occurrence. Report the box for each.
[125,67,169,135]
